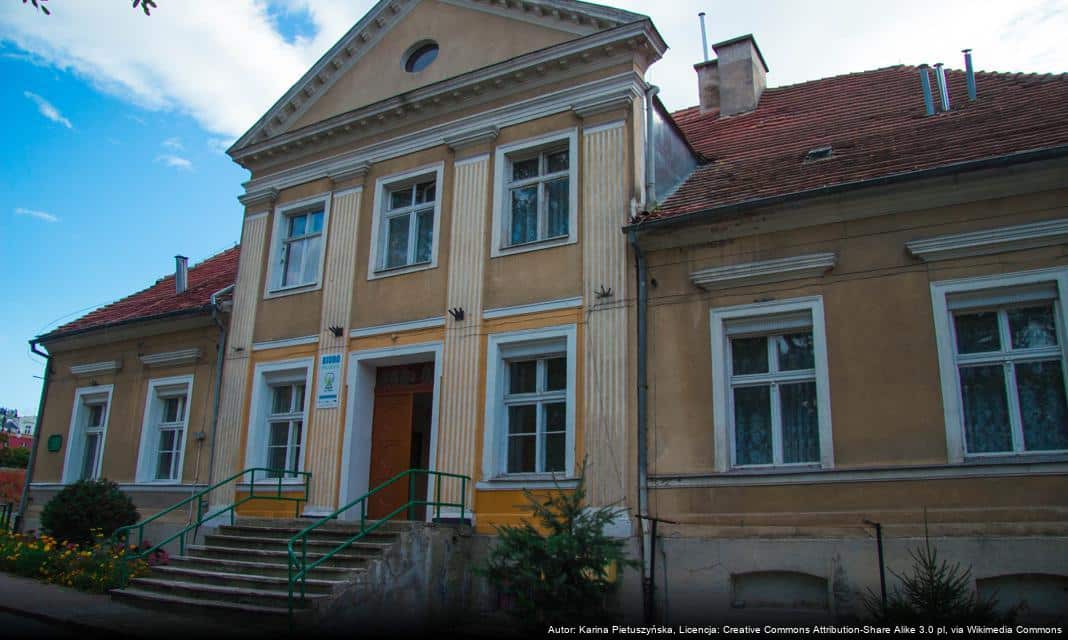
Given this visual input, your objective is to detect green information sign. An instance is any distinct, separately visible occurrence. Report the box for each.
[46,434,62,453]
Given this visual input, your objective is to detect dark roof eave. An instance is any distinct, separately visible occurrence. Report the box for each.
[32,304,215,346]
[625,144,1068,236]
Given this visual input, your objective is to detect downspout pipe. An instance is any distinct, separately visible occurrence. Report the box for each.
[16,341,52,532]
[205,284,234,505]
[628,228,652,622]
[645,85,660,206]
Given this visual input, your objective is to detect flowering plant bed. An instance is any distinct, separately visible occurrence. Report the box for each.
[0,529,150,593]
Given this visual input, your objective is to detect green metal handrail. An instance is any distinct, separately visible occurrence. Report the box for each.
[286,468,469,620]
[111,467,311,585]
[0,502,13,532]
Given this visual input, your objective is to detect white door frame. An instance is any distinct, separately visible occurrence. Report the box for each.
[339,341,443,521]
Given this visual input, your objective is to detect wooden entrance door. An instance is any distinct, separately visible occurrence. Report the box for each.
[367,363,433,519]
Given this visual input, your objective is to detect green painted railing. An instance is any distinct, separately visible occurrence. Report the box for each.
[286,469,469,620]
[112,467,311,585]
[0,502,13,531]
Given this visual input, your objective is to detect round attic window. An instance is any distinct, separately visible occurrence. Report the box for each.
[404,41,439,73]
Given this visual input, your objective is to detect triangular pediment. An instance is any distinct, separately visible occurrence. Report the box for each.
[230,0,647,154]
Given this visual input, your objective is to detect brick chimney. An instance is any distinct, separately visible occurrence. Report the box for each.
[695,34,768,117]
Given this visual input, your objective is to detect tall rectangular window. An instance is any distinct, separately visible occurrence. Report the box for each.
[266,382,305,478]
[369,164,443,278]
[504,355,567,474]
[951,302,1068,454]
[280,208,324,288]
[491,130,578,258]
[932,269,1068,463]
[81,401,107,480]
[710,297,834,472]
[136,377,193,484]
[382,180,435,270]
[505,147,570,247]
[154,395,187,481]
[729,331,819,466]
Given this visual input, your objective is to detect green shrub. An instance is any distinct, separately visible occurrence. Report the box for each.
[863,526,1015,624]
[40,480,139,546]
[478,462,637,628]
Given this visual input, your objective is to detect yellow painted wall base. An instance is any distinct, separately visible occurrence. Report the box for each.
[234,490,307,519]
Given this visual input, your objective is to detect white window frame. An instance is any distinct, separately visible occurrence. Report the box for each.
[135,375,193,484]
[710,297,834,472]
[368,162,444,279]
[931,267,1068,463]
[265,381,306,477]
[482,324,577,483]
[62,385,113,484]
[491,129,579,258]
[244,358,314,482]
[265,193,331,298]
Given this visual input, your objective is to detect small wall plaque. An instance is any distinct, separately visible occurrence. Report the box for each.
[47,434,62,452]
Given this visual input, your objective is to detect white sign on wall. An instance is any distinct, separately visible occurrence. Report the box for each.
[316,353,343,409]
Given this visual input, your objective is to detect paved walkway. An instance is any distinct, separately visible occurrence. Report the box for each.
[0,573,283,639]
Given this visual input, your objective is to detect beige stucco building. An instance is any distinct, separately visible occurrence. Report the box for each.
[24,0,1068,624]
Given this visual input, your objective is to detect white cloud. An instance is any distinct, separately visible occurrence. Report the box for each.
[207,137,234,153]
[0,1,372,138]
[155,154,193,170]
[23,90,72,128]
[162,136,184,151]
[15,207,59,223]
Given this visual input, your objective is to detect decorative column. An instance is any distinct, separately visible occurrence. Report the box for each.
[435,148,492,513]
[581,121,631,509]
[304,167,367,513]
[209,189,274,509]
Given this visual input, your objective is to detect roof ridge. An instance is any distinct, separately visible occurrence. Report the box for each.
[671,64,1068,118]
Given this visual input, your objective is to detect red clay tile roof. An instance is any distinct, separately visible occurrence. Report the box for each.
[651,66,1068,221]
[40,246,240,340]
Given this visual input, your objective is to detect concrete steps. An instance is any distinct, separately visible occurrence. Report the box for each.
[110,516,417,623]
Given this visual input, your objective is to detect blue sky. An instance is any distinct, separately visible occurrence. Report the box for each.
[1,0,1066,416]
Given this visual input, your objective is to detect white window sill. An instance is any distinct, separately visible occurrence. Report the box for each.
[962,451,1068,465]
[491,235,576,259]
[264,281,322,300]
[724,464,824,476]
[477,475,579,491]
[367,261,436,281]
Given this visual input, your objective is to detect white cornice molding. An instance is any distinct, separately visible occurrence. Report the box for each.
[571,93,634,119]
[349,316,445,338]
[445,126,499,152]
[442,0,644,35]
[139,348,201,368]
[242,72,645,197]
[70,360,121,376]
[232,21,662,165]
[238,187,278,209]
[906,218,1068,262]
[483,296,583,320]
[329,162,371,185]
[691,253,837,290]
[251,335,320,352]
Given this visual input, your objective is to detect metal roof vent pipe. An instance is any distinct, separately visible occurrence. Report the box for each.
[698,12,710,62]
[918,64,935,116]
[963,49,977,101]
[933,62,951,112]
[175,255,188,295]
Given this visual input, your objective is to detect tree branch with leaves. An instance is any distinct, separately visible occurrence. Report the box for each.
[21,0,157,16]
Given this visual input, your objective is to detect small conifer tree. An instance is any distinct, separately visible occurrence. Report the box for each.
[479,462,636,628]
[863,517,1012,624]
